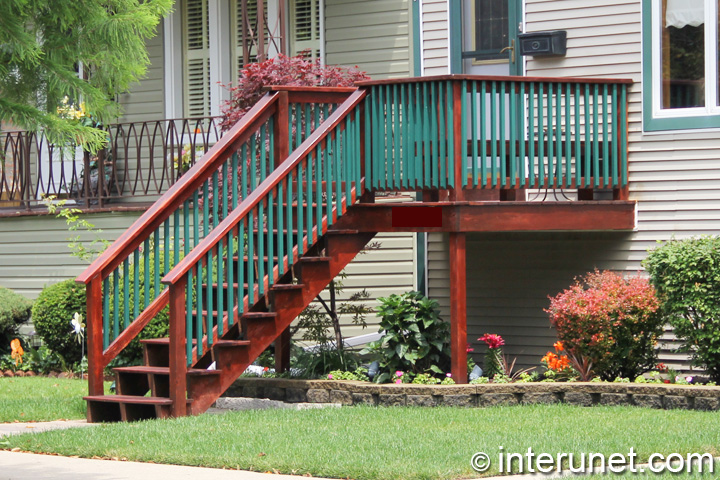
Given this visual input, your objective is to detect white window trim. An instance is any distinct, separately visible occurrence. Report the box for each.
[650,0,720,119]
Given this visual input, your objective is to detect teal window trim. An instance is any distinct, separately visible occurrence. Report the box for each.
[412,0,421,76]
[449,0,463,73]
[642,1,720,131]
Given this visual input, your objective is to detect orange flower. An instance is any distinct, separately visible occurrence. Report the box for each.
[10,339,23,366]
[554,341,564,352]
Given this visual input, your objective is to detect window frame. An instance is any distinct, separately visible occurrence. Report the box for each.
[643,0,720,131]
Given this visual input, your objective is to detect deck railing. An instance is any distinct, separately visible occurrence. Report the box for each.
[360,75,630,195]
[0,117,221,209]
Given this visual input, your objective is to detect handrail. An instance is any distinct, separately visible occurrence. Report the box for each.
[76,93,280,284]
[357,74,634,86]
[164,89,367,285]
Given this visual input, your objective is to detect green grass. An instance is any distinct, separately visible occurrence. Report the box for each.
[3,404,720,479]
[0,377,92,422]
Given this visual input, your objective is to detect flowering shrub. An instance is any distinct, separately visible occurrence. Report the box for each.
[219,53,370,131]
[643,235,720,382]
[546,270,663,380]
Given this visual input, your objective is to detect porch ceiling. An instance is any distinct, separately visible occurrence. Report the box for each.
[334,201,636,233]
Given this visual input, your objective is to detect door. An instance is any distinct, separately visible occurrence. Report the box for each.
[461,0,522,76]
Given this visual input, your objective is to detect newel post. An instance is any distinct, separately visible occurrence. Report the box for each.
[86,277,104,396]
[168,278,188,417]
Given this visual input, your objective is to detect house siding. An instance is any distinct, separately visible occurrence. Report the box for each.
[427,0,720,372]
[0,211,143,299]
[421,0,450,75]
[325,0,412,79]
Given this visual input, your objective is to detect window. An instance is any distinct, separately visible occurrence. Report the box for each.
[643,0,720,130]
[473,0,509,62]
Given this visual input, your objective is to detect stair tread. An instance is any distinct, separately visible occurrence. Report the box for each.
[214,339,252,347]
[271,283,305,291]
[242,311,277,318]
[113,366,221,376]
[84,395,174,405]
[140,338,197,345]
[325,229,359,235]
[299,256,331,263]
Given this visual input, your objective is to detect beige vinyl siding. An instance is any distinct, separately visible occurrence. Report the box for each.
[428,0,720,373]
[421,0,449,75]
[0,212,144,299]
[117,23,165,124]
[325,0,412,79]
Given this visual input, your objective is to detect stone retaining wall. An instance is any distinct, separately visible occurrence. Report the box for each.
[224,378,720,411]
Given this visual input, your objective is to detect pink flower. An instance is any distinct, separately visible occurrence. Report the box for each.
[327,374,333,380]
[395,371,403,377]
[446,373,452,377]
[479,333,505,349]
[466,344,474,353]
[395,379,402,384]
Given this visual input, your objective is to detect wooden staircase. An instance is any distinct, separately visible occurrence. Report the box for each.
[85,228,375,422]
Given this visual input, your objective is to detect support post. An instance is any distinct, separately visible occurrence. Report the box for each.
[274,327,291,373]
[86,277,104,396]
[168,278,188,417]
[449,232,468,383]
[274,91,289,166]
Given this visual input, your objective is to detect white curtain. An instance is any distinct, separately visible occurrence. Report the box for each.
[666,0,705,28]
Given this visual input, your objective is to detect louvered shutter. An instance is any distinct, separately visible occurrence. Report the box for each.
[289,0,320,59]
[183,0,212,118]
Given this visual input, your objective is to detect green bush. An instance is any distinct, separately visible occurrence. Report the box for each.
[546,270,663,381]
[32,279,86,364]
[361,291,450,383]
[0,287,33,353]
[643,236,720,381]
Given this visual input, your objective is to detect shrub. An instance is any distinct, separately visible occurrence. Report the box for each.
[643,236,720,381]
[545,270,663,381]
[32,280,86,364]
[0,287,33,353]
[361,291,451,383]
[220,53,370,131]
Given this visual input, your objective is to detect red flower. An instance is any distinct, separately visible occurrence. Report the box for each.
[479,333,505,349]
[466,344,475,353]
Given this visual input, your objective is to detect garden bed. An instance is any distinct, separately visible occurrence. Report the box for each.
[224,378,720,411]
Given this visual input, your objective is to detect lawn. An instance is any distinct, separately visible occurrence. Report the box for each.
[0,377,91,422]
[3,403,720,480]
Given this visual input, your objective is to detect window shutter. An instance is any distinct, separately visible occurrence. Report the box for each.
[183,0,211,118]
[290,0,321,59]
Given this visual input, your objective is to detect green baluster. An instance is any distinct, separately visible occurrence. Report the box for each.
[154,228,160,299]
[195,258,203,356]
[268,191,275,285]
[423,82,430,188]
[184,199,191,255]
[242,144,248,198]
[365,91,372,189]
[316,146,322,228]
[132,249,140,321]
[193,192,200,248]
[565,83,572,187]
[584,84,591,188]
[461,81,468,188]
[237,220,245,313]
[287,169,294,265]
[206,250,213,345]
[143,238,150,308]
[575,86,581,187]
[212,171,219,228]
[400,84,408,188]
[528,83,535,187]
[227,230,235,327]
[186,270,193,363]
[547,83,554,184]
[509,81,517,187]
[232,152,239,209]
[306,157,313,244]
[260,125,267,182]
[430,82,438,188]
[202,180,210,238]
[103,278,109,349]
[593,84,599,189]
[538,83,545,188]
[123,258,130,329]
[113,269,119,339]
[491,81,498,188]
[499,81,506,188]
[472,82,479,187]
[335,130,341,218]
[277,180,285,276]
[216,237,224,337]
[288,105,294,154]
[222,161,229,219]
[258,201,265,295]
[298,164,305,253]
[602,84,609,187]
[326,136,332,225]
[247,209,255,305]
[611,85,619,187]
[519,82,526,186]
[393,84,401,189]
[269,115,275,171]
[164,219,170,276]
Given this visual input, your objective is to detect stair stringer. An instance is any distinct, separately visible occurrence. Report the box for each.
[187,230,378,414]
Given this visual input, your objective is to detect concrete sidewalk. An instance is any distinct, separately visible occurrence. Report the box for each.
[0,451,329,480]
